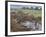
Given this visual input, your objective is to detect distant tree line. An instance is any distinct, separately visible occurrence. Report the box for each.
[22,7,42,10]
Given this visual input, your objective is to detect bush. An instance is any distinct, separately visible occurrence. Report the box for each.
[35,16,41,21]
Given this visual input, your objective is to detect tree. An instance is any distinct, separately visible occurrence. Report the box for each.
[22,7,25,9]
[35,7,38,10]
[30,7,33,10]
[26,7,29,9]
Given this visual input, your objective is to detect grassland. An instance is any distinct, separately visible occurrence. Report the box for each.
[10,9,42,32]
[15,9,42,17]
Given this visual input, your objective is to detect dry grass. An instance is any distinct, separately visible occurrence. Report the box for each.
[10,12,32,32]
[10,11,41,32]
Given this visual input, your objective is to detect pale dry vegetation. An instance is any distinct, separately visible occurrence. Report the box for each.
[10,10,42,32]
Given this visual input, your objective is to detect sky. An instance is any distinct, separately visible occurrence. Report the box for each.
[10,5,42,9]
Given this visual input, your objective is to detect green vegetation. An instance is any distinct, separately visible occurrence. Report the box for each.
[21,6,42,10]
[14,9,42,17]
